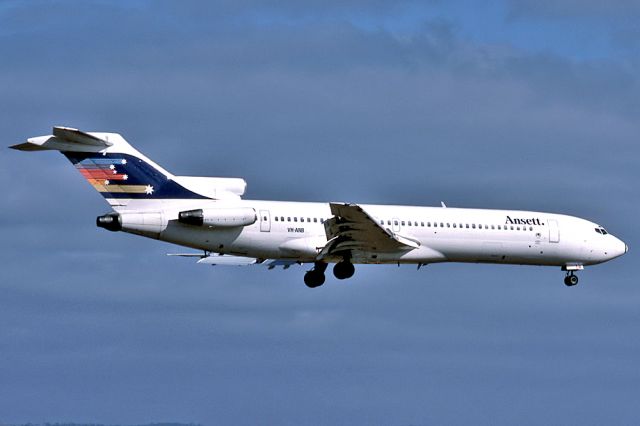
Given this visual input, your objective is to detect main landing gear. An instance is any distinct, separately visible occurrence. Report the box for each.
[303,260,356,288]
[333,261,355,280]
[304,262,328,288]
[564,272,579,287]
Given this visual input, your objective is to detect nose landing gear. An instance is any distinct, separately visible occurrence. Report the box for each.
[564,272,579,287]
[562,265,583,287]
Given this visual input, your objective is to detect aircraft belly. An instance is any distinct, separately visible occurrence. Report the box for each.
[429,238,565,265]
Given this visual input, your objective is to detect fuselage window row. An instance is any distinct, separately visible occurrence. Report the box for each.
[274,216,325,223]
[274,214,534,233]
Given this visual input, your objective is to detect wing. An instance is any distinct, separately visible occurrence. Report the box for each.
[318,203,419,259]
[168,253,299,268]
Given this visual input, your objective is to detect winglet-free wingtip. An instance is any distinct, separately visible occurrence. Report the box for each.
[441,201,447,208]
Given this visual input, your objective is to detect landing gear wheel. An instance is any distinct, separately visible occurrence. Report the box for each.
[333,261,355,280]
[304,271,325,288]
[564,273,579,287]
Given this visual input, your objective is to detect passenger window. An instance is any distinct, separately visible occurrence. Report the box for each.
[421,221,424,227]
[294,217,298,222]
[401,221,405,226]
[388,220,391,225]
[427,222,431,227]
[314,218,318,223]
[408,221,411,226]
[275,217,278,222]
[440,222,444,227]
[472,224,476,229]
[301,218,305,222]
[434,222,438,228]
[447,223,451,228]
[287,217,291,222]
[453,223,457,228]
[466,224,469,228]
[394,220,399,226]
[491,225,495,230]
[529,226,533,231]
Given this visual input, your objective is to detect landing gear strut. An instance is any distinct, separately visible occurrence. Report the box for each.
[564,272,579,287]
[304,262,327,288]
[333,261,355,280]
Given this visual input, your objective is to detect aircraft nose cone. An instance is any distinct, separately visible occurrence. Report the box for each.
[613,238,627,259]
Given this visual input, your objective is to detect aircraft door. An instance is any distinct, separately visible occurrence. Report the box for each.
[548,219,559,243]
[260,210,271,232]
[392,217,400,233]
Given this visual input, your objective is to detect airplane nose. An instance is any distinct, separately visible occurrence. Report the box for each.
[603,237,627,261]
[614,238,627,259]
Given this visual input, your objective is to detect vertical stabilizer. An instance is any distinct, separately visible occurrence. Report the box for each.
[11,126,207,207]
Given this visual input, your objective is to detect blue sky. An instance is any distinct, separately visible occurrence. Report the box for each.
[1,1,639,425]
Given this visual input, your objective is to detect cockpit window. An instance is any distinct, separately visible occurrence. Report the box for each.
[595,228,602,234]
[595,227,608,235]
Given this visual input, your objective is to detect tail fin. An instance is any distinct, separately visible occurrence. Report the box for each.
[11,126,246,207]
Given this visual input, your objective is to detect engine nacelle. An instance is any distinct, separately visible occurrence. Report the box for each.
[97,211,164,238]
[178,207,257,228]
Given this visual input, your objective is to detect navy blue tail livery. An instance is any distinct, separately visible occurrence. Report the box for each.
[64,152,206,199]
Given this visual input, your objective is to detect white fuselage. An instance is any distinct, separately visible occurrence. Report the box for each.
[117,199,628,268]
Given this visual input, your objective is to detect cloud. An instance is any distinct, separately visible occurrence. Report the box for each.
[506,0,640,20]
[1,1,639,425]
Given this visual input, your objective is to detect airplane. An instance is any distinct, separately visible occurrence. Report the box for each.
[11,126,628,288]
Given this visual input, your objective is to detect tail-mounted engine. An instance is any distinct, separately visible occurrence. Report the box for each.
[178,207,257,228]
[97,211,164,238]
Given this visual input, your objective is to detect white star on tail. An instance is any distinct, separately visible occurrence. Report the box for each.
[144,185,154,195]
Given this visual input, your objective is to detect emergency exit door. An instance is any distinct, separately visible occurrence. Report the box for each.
[260,210,271,232]
[548,219,559,243]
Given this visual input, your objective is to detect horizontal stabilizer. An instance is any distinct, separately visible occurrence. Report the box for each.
[11,126,113,152]
[53,126,113,147]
